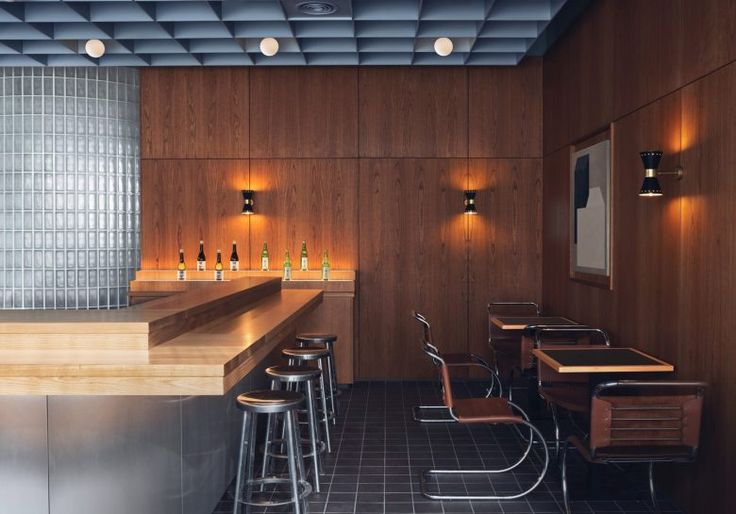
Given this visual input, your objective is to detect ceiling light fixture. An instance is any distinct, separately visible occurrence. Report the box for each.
[259,37,279,57]
[434,37,454,57]
[85,39,105,58]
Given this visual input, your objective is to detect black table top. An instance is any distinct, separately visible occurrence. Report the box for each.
[541,348,663,367]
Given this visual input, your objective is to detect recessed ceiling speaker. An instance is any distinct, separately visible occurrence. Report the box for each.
[434,37,454,57]
[85,39,105,58]
[259,37,279,56]
[297,2,338,15]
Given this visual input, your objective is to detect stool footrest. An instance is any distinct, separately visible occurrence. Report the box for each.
[237,477,312,507]
[264,438,327,459]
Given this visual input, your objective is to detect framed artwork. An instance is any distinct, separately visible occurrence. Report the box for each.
[569,128,612,289]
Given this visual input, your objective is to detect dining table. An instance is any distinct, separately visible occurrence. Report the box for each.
[533,346,674,374]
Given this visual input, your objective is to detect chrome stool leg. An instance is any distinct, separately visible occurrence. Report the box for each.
[321,356,338,426]
[285,410,304,514]
[264,366,329,493]
[304,377,324,486]
[233,410,251,514]
[317,359,332,452]
[234,390,312,514]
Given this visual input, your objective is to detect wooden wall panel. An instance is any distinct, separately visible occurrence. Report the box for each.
[677,63,736,514]
[250,68,358,158]
[468,159,542,362]
[543,2,736,511]
[358,68,468,158]
[610,93,682,358]
[469,59,542,158]
[249,159,358,270]
[682,0,736,85]
[140,160,249,270]
[612,0,684,119]
[140,66,543,379]
[542,0,615,155]
[358,159,468,379]
[140,68,248,159]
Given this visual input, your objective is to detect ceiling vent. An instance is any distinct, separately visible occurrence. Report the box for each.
[280,0,352,20]
[298,2,337,16]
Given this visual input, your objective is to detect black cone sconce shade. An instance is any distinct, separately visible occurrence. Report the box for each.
[639,151,663,197]
[241,190,254,215]
[638,150,683,197]
[464,190,478,215]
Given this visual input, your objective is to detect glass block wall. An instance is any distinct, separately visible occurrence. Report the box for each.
[0,68,140,309]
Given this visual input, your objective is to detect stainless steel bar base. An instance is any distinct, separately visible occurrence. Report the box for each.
[0,365,269,514]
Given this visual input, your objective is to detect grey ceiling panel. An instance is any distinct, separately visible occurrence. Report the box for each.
[360,52,413,65]
[420,0,487,21]
[357,38,415,53]
[353,0,419,21]
[0,0,572,66]
[25,3,90,23]
[0,42,23,54]
[233,21,293,38]
[473,37,531,52]
[222,1,285,22]
[354,21,417,38]
[89,2,155,23]
[187,38,245,53]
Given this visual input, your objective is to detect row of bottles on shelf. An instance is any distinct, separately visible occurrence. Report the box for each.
[177,240,330,282]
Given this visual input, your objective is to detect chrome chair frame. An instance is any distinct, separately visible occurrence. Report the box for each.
[411,311,502,423]
[419,351,550,501]
[560,380,707,514]
[486,301,541,402]
[531,326,610,460]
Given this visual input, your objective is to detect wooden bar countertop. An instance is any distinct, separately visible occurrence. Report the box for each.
[0,277,323,396]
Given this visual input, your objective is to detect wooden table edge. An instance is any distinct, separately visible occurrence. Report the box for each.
[532,347,675,374]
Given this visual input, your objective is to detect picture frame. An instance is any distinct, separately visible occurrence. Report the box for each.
[569,128,613,290]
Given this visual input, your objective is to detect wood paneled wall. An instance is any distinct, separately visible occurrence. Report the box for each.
[542,1,736,512]
[140,60,543,379]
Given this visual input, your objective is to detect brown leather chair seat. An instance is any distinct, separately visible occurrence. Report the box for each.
[538,383,590,413]
[451,397,524,424]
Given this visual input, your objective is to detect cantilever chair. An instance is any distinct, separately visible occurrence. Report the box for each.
[487,301,541,400]
[420,350,549,500]
[561,381,707,514]
[532,326,610,457]
[412,311,502,423]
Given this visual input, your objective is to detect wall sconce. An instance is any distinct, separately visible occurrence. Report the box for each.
[464,190,478,215]
[241,190,254,215]
[639,151,684,197]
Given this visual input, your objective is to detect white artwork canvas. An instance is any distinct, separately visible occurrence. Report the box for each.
[570,138,611,286]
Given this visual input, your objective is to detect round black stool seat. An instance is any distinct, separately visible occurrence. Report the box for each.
[296,333,337,345]
[282,346,329,361]
[266,365,322,382]
[236,390,304,414]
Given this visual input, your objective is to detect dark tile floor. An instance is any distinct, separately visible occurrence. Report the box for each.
[213,381,684,514]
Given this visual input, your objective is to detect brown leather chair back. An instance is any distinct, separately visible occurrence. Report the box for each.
[589,381,706,459]
[439,362,454,410]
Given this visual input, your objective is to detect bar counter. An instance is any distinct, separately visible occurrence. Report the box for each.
[0,277,323,514]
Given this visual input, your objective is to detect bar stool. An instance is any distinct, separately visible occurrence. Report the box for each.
[233,390,311,514]
[282,346,337,429]
[296,333,339,421]
[262,365,329,493]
